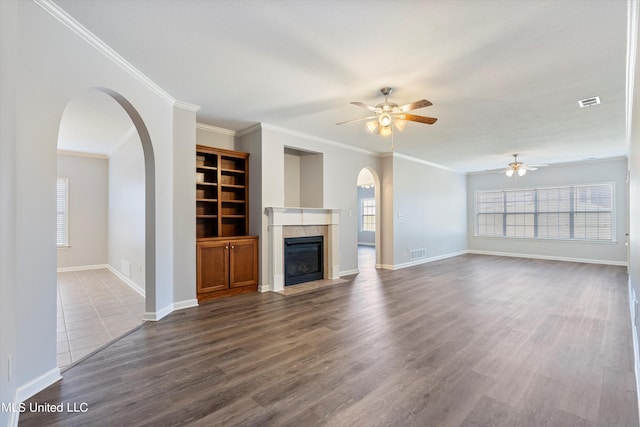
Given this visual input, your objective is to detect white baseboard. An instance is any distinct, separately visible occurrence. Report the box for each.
[106,265,145,297]
[56,264,108,272]
[258,284,271,293]
[629,279,640,425]
[339,269,359,276]
[143,299,198,322]
[173,299,198,311]
[382,250,468,271]
[10,367,62,427]
[468,250,628,266]
[143,304,173,321]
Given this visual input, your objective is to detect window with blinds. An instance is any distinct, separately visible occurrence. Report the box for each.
[57,178,69,246]
[475,183,614,242]
[361,198,375,232]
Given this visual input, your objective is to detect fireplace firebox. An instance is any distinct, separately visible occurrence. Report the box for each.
[284,236,324,286]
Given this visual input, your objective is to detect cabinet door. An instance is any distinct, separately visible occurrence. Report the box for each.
[229,238,258,288]
[197,241,229,293]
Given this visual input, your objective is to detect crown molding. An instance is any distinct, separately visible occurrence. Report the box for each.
[236,123,460,171]
[260,123,379,156]
[466,155,629,176]
[34,0,175,105]
[196,123,236,136]
[392,152,460,173]
[235,123,262,138]
[57,149,109,159]
[175,101,201,112]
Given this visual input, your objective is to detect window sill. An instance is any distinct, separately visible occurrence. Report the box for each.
[472,235,618,245]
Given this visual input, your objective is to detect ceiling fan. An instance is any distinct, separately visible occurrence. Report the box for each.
[336,87,437,138]
[501,154,546,177]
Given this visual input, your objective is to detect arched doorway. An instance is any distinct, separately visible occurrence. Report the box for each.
[55,87,155,368]
[356,167,381,271]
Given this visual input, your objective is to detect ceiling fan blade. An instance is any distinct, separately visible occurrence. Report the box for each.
[398,99,433,112]
[350,101,379,112]
[524,166,538,171]
[397,113,438,125]
[336,115,378,125]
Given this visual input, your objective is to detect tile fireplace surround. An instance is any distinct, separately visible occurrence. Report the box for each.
[264,207,340,292]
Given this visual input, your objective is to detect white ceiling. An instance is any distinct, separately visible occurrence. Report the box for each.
[53,0,629,172]
[58,88,136,156]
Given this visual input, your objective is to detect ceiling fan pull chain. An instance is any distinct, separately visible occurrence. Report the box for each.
[391,125,395,151]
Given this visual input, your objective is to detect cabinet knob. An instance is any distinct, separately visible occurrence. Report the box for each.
[225,246,229,249]
[231,245,235,249]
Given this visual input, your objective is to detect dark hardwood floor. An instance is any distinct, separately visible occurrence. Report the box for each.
[20,251,639,426]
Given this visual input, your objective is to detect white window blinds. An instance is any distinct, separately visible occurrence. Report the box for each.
[361,198,375,232]
[57,178,69,246]
[475,183,614,242]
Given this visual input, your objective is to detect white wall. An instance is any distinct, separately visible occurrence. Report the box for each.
[173,106,197,304]
[57,153,108,268]
[108,135,145,292]
[196,123,235,150]
[390,155,468,267]
[380,155,395,266]
[0,2,196,420]
[300,153,323,208]
[0,2,19,423]
[467,157,628,264]
[238,129,263,238]
[284,150,301,206]
[627,3,640,397]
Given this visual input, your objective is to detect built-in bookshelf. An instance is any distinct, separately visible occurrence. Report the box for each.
[196,146,249,239]
[195,145,257,303]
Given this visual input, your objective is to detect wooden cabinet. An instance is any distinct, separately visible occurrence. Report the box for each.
[196,146,258,303]
[196,237,258,301]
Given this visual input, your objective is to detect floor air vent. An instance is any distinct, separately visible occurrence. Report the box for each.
[410,248,427,260]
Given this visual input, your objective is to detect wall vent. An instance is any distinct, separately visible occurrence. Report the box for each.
[409,248,427,260]
[578,96,600,108]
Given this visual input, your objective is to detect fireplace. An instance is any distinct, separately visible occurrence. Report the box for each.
[264,207,340,292]
[284,236,324,286]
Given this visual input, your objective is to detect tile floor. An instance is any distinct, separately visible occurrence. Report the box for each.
[57,268,144,368]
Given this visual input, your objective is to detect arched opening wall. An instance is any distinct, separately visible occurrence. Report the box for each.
[1,2,198,421]
[356,167,382,269]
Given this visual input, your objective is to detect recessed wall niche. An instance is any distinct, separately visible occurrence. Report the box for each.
[284,147,323,208]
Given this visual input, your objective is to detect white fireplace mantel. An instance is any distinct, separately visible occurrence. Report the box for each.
[264,207,341,292]
[266,207,340,227]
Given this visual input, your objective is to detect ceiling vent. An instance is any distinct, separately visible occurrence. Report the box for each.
[578,96,601,108]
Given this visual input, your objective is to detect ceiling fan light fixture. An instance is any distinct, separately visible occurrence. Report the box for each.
[505,169,515,177]
[366,120,378,133]
[337,87,437,148]
[518,168,527,176]
[394,118,407,132]
[379,125,392,137]
[378,113,392,127]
